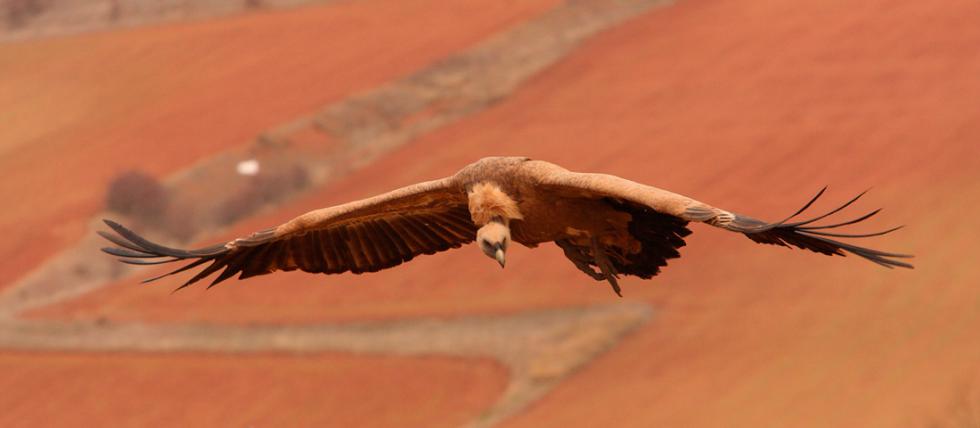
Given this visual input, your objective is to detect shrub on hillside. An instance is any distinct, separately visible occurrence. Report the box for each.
[4,0,47,28]
[105,170,170,225]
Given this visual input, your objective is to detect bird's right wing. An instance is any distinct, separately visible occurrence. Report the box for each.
[99,177,478,290]
[526,160,912,269]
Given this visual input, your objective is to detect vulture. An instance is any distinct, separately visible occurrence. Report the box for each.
[100,156,913,296]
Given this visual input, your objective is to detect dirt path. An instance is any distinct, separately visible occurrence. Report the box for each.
[1,0,338,41]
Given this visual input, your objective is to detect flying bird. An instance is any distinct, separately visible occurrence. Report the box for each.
[100,156,913,296]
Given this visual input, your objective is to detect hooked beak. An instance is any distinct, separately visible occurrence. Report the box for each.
[494,247,506,268]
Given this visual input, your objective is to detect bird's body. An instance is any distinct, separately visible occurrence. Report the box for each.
[457,157,632,246]
[101,156,912,296]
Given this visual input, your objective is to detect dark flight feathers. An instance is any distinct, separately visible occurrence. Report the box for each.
[100,205,477,291]
[720,187,913,269]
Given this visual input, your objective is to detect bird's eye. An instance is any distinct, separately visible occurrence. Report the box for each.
[481,239,491,248]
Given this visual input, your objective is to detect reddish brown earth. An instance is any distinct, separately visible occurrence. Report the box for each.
[0,351,507,428]
[0,0,559,288]
[13,0,980,426]
[40,0,980,321]
[33,0,980,426]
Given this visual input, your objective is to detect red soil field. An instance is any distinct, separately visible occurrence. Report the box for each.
[0,0,559,288]
[40,0,979,322]
[25,0,980,425]
[0,351,506,428]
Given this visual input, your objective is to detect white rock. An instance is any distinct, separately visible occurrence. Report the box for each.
[236,159,260,176]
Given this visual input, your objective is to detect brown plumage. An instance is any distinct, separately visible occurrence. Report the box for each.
[100,156,913,296]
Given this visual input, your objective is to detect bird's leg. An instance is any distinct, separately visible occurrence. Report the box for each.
[590,235,622,297]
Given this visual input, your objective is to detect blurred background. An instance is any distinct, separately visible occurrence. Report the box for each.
[2,0,979,426]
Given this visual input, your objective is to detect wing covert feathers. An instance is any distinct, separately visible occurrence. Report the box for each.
[686,187,914,269]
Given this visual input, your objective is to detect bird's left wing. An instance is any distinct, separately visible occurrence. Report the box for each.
[99,177,477,290]
[526,160,913,269]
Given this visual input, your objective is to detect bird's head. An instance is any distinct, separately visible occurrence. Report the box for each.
[476,219,510,268]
